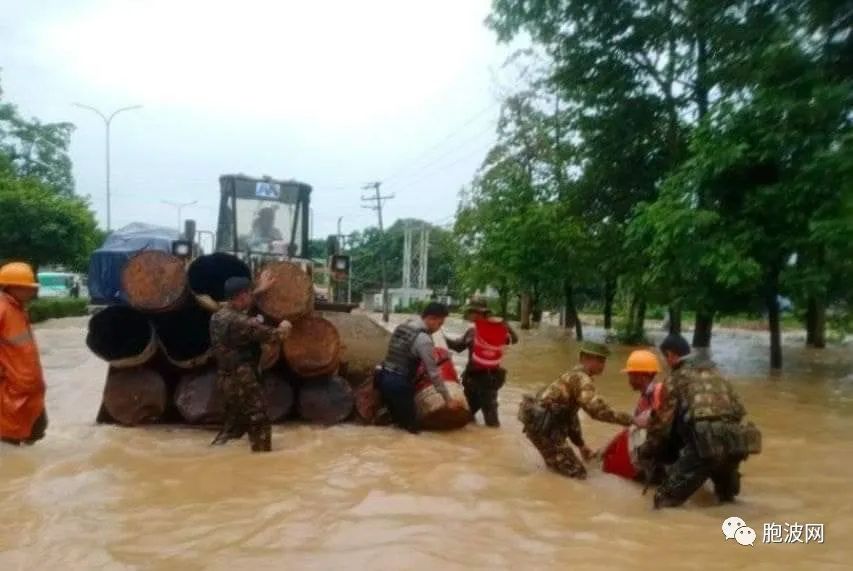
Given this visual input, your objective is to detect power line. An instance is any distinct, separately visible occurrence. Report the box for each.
[361,181,394,323]
[383,118,499,189]
[385,141,495,200]
[382,99,501,185]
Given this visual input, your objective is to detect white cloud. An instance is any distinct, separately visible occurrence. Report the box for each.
[4,0,523,237]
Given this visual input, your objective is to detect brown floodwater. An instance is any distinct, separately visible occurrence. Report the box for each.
[1,315,851,570]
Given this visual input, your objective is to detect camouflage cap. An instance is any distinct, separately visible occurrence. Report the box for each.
[223,276,252,300]
[464,297,490,314]
[579,340,611,358]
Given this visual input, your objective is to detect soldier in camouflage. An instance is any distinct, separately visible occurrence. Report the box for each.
[640,334,762,508]
[209,274,291,452]
[518,341,633,479]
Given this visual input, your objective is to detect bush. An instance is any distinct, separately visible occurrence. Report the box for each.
[646,306,666,320]
[28,298,88,323]
[614,318,649,345]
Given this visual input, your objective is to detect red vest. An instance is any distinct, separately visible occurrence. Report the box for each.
[415,347,459,391]
[601,382,664,480]
[470,318,509,370]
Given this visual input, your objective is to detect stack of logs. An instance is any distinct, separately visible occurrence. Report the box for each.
[88,251,392,429]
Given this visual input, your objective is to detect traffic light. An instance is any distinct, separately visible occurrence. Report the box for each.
[330,254,350,282]
[172,240,193,258]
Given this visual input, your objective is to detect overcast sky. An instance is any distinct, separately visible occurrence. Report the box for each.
[1,0,523,243]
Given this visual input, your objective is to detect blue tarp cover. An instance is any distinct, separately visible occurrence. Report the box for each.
[87,223,180,304]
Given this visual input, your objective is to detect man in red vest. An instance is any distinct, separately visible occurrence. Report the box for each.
[447,298,518,427]
[0,262,48,445]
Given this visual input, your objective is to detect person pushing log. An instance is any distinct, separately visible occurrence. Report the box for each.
[209,272,292,452]
[376,302,466,434]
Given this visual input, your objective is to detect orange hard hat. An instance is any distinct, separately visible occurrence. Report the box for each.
[621,350,661,374]
[0,262,39,288]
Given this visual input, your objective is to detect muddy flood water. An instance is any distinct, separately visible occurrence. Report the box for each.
[2,315,852,570]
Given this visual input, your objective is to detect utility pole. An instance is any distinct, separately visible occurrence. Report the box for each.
[161,200,197,232]
[73,103,142,232]
[361,181,393,322]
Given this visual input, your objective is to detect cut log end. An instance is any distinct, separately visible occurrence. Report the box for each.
[353,376,391,425]
[261,370,295,422]
[153,302,212,368]
[318,311,391,387]
[175,368,224,424]
[188,253,251,302]
[298,375,354,425]
[255,261,313,322]
[86,306,156,367]
[122,250,189,312]
[102,366,168,426]
[175,368,294,424]
[283,315,341,377]
[415,382,470,431]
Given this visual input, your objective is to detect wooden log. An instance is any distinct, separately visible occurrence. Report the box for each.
[318,311,391,387]
[102,366,168,426]
[282,315,341,378]
[352,376,392,425]
[121,250,189,312]
[415,382,470,430]
[259,337,280,371]
[298,375,354,425]
[414,348,470,430]
[86,306,157,368]
[174,368,224,424]
[152,302,212,368]
[187,253,251,309]
[261,369,295,422]
[255,261,313,322]
[175,368,295,424]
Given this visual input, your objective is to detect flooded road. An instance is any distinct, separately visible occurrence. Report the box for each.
[2,315,851,570]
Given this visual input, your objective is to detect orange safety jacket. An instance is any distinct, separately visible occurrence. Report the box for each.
[0,292,46,440]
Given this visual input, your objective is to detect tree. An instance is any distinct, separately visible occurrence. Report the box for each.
[344,220,457,303]
[0,73,75,196]
[0,174,100,271]
[634,29,852,368]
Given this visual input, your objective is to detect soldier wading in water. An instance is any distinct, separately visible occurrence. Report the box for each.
[640,334,762,508]
[519,341,633,479]
[210,274,291,452]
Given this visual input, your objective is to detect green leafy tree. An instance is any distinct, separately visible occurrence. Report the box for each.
[0,73,75,196]
[0,174,100,271]
[344,220,457,302]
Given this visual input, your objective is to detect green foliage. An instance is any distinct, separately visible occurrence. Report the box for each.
[0,73,75,196]
[28,298,88,323]
[0,73,101,273]
[473,0,852,366]
[0,175,100,271]
[305,239,328,260]
[344,219,457,302]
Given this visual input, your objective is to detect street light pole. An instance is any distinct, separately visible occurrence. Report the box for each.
[161,200,198,232]
[73,103,142,232]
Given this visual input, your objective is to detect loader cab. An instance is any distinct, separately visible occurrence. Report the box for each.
[215,174,311,270]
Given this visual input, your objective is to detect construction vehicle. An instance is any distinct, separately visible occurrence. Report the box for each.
[214,173,354,312]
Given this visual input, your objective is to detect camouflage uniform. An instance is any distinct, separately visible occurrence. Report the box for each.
[210,305,279,452]
[518,365,632,479]
[641,357,761,507]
